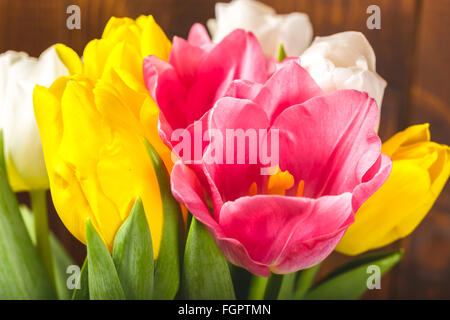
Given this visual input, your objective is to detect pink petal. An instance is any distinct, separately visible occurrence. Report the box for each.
[352,152,392,212]
[169,36,208,86]
[203,97,270,202]
[219,193,353,271]
[187,23,213,48]
[183,29,268,119]
[272,228,348,274]
[254,61,323,123]
[171,161,270,276]
[145,27,270,139]
[143,56,187,130]
[224,79,264,101]
[272,90,387,198]
[170,161,217,228]
[215,237,271,277]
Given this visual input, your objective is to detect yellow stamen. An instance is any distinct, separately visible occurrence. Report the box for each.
[249,182,258,196]
[248,168,305,197]
[267,168,294,196]
[296,180,304,197]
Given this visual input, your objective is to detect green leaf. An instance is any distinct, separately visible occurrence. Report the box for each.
[0,131,55,299]
[278,43,287,62]
[72,258,89,300]
[304,250,403,300]
[264,274,282,300]
[182,218,235,299]
[113,197,154,300]
[20,205,74,300]
[86,219,125,300]
[144,139,184,300]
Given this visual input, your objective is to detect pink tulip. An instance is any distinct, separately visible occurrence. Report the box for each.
[143,23,273,164]
[169,61,392,276]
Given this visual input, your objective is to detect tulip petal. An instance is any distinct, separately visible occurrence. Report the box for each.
[55,44,82,75]
[224,79,264,101]
[203,97,270,202]
[171,161,269,276]
[337,160,430,255]
[381,123,430,157]
[138,15,172,60]
[184,29,268,125]
[143,56,187,131]
[171,161,218,229]
[169,36,209,86]
[254,61,322,123]
[219,193,353,273]
[272,89,386,199]
[187,23,213,48]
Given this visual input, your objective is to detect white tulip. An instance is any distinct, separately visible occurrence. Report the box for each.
[300,32,387,130]
[207,0,313,58]
[0,46,68,191]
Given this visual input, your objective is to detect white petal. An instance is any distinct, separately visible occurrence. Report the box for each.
[208,0,313,59]
[300,31,386,132]
[276,13,313,57]
[0,45,68,191]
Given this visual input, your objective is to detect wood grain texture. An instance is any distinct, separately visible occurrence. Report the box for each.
[1,0,448,299]
[394,0,450,299]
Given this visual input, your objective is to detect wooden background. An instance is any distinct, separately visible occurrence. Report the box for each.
[0,0,448,299]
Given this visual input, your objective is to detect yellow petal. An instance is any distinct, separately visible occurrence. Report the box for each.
[337,124,450,255]
[83,39,114,80]
[35,15,172,257]
[138,15,172,60]
[34,78,96,245]
[102,16,135,39]
[336,160,430,255]
[381,123,430,157]
[102,41,143,86]
[54,44,82,75]
[140,96,174,173]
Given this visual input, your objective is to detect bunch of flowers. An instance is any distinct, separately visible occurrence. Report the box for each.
[0,0,448,300]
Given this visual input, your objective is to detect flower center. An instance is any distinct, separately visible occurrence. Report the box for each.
[249,167,304,197]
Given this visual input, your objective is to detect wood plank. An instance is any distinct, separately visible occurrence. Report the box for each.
[395,0,450,299]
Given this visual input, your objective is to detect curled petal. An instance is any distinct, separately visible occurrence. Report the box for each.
[272,89,388,198]
[219,193,353,274]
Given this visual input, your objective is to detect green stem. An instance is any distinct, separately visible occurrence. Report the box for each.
[248,275,269,300]
[30,190,56,292]
[293,263,321,300]
[264,274,283,300]
[277,272,297,300]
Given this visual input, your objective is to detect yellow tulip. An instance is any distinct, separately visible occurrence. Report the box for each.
[337,124,450,255]
[55,15,173,171]
[33,15,172,257]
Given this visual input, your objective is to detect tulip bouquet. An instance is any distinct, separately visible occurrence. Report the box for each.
[0,0,448,300]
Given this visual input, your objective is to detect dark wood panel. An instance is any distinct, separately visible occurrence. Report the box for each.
[395,0,450,299]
